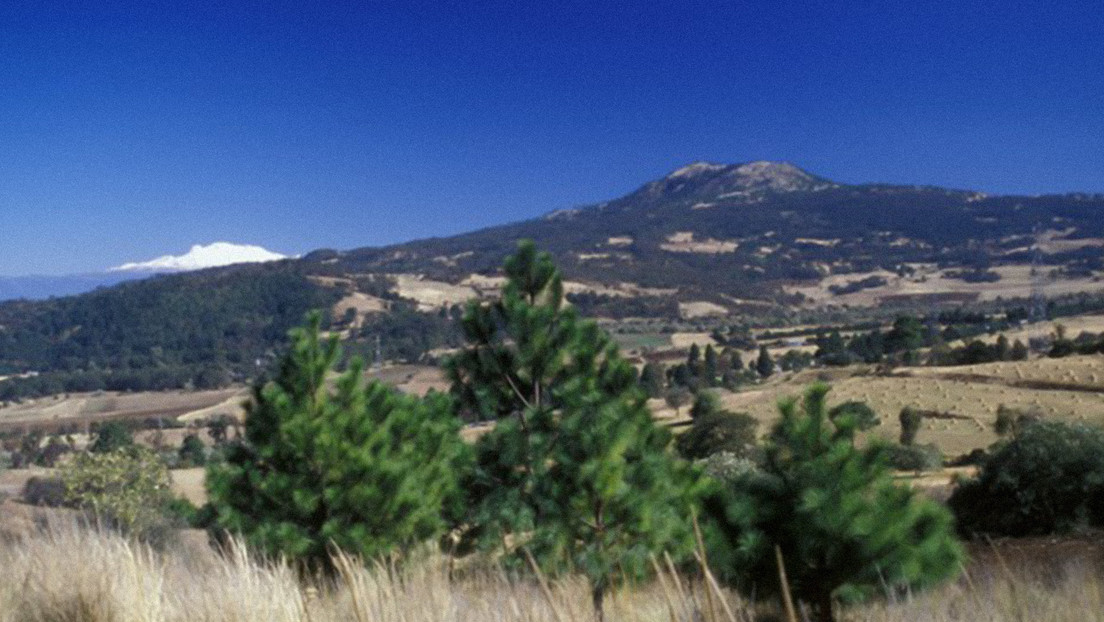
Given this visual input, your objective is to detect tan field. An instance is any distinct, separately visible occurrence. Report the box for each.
[365,364,448,395]
[0,388,247,432]
[788,263,1104,307]
[956,314,1104,347]
[716,356,1104,456]
[678,301,729,318]
[171,467,208,506]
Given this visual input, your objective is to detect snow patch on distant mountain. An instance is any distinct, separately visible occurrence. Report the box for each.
[110,242,287,272]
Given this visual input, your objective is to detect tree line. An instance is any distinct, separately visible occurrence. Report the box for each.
[0,265,342,400]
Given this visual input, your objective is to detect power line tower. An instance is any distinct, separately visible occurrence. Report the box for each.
[1029,224,1047,323]
[372,334,383,370]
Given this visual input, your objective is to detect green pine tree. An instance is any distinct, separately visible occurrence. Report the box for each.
[703,384,962,622]
[207,313,469,569]
[638,362,665,399]
[448,241,701,620]
[756,345,775,378]
[728,348,745,371]
[703,344,719,386]
[688,343,702,368]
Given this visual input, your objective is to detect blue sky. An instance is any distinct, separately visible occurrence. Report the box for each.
[2,1,1103,275]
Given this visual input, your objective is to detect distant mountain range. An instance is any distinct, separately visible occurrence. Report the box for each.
[0,272,147,301]
[2,161,1103,392]
[0,242,288,302]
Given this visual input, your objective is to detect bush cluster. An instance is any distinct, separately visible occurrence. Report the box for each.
[950,421,1104,537]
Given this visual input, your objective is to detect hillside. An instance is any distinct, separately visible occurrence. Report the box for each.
[306,160,1104,312]
[3,161,1104,397]
[0,264,341,398]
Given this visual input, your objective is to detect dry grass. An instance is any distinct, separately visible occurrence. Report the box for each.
[907,355,1104,388]
[364,365,448,396]
[0,524,1102,622]
[720,359,1104,456]
[786,263,1104,307]
[169,468,208,506]
[0,389,246,430]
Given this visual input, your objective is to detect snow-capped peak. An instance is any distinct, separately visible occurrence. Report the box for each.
[110,242,287,273]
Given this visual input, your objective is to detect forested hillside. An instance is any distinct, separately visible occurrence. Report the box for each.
[0,264,340,398]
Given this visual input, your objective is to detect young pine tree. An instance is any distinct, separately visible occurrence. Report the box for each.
[703,384,962,622]
[207,313,469,570]
[447,241,701,620]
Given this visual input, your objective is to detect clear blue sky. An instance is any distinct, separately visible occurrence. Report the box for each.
[2,1,1102,275]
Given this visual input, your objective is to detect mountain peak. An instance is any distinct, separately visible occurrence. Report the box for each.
[110,242,287,273]
[666,161,727,179]
[639,160,836,203]
[726,160,831,192]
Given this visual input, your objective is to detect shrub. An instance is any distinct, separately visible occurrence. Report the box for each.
[676,411,759,460]
[59,447,176,540]
[993,404,1041,438]
[899,406,923,446]
[885,443,943,472]
[177,433,206,467]
[36,437,71,467]
[22,476,67,507]
[697,451,759,483]
[89,422,133,454]
[688,390,721,420]
[828,400,880,431]
[947,448,989,467]
[949,421,1104,537]
[755,345,775,378]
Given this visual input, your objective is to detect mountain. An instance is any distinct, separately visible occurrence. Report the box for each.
[3,161,1104,398]
[0,273,147,302]
[110,242,288,272]
[0,243,289,302]
[310,160,1104,308]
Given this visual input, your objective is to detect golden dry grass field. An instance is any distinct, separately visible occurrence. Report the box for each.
[0,388,247,432]
[708,355,1104,457]
[0,364,448,434]
[787,263,1104,307]
[0,521,1099,622]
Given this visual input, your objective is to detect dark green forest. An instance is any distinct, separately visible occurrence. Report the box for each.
[0,264,341,399]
